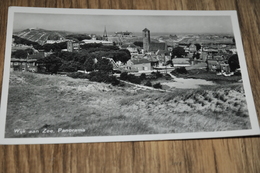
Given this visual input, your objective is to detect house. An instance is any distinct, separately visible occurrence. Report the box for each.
[81,39,113,46]
[10,53,45,72]
[125,59,152,72]
[207,59,230,73]
[10,58,38,72]
[114,31,133,37]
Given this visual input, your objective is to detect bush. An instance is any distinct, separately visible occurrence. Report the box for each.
[140,73,147,80]
[176,67,187,74]
[153,82,162,89]
[120,72,128,80]
[151,71,163,79]
[68,71,120,86]
[127,74,141,84]
[145,81,152,87]
[89,72,120,85]
[110,76,120,86]
[119,72,141,84]
[165,74,172,80]
[67,72,89,79]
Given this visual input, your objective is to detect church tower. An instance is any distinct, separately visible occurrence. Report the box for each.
[103,26,108,41]
[142,28,150,53]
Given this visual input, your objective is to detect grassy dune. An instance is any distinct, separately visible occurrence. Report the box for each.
[5,72,251,138]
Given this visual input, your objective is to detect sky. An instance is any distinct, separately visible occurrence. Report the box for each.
[13,12,234,35]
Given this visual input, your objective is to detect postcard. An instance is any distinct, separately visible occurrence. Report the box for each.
[0,7,259,144]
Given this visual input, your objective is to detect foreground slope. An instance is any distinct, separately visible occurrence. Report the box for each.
[5,72,251,138]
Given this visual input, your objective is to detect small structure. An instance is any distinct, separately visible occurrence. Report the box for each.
[67,41,80,52]
[81,39,113,46]
[125,59,152,72]
[114,31,133,37]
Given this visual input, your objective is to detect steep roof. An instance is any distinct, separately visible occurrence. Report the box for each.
[131,59,151,64]
[149,42,167,51]
[11,58,37,62]
[142,28,150,32]
[28,53,44,59]
[121,44,138,49]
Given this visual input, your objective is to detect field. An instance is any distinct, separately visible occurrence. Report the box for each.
[5,71,251,138]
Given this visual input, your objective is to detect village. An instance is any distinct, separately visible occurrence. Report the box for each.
[10,27,240,90]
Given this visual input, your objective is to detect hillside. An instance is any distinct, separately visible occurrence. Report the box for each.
[5,72,251,138]
[13,28,73,45]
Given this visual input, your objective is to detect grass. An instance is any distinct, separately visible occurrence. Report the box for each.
[5,71,251,138]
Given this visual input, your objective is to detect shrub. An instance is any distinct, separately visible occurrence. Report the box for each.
[165,74,172,80]
[153,82,162,89]
[120,72,128,80]
[68,71,120,86]
[127,74,141,84]
[140,73,147,80]
[150,71,163,79]
[145,81,152,87]
[110,76,120,86]
[176,67,187,74]
[67,72,89,79]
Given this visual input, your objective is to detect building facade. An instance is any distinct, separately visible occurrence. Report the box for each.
[142,28,150,53]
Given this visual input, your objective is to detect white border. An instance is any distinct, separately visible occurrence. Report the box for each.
[0,7,259,144]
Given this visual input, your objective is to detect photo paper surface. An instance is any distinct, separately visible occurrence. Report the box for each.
[0,7,259,144]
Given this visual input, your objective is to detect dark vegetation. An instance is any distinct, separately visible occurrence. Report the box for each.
[120,72,163,89]
[37,55,62,74]
[228,54,240,72]
[67,71,120,86]
[120,72,141,84]
[171,67,241,84]
[13,36,132,84]
[12,49,29,59]
[171,46,187,58]
[65,34,91,41]
[50,44,130,73]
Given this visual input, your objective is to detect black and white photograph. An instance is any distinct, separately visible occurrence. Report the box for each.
[0,7,259,144]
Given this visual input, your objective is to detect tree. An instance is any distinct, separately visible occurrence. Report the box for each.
[119,49,131,59]
[66,34,91,41]
[112,50,131,64]
[59,61,83,72]
[95,58,113,72]
[145,81,152,87]
[80,43,103,50]
[140,73,146,80]
[37,55,62,74]
[84,58,95,71]
[171,47,187,58]
[120,72,128,80]
[57,51,75,61]
[228,54,240,72]
[194,43,201,51]
[12,50,28,59]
